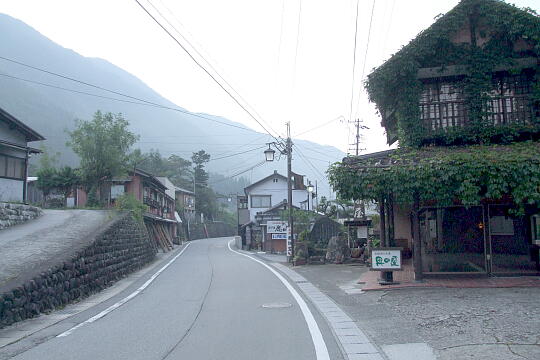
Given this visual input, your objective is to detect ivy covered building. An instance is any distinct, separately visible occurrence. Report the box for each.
[330,0,540,278]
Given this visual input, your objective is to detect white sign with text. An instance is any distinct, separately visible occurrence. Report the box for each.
[267,221,288,234]
[371,249,402,270]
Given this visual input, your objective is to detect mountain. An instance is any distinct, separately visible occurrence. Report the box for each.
[0,14,345,197]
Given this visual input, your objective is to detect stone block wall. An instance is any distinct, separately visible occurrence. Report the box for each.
[0,213,157,328]
[0,203,42,230]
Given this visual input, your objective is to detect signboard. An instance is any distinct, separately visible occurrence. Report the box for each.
[371,248,402,271]
[272,233,287,240]
[267,221,288,234]
[286,228,292,257]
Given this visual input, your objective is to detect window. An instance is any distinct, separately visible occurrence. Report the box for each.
[486,73,534,126]
[420,80,467,130]
[251,195,271,208]
[0,154,25,180]
[420,72,535,132]
[273,178,279,183]
[111,184,125,200]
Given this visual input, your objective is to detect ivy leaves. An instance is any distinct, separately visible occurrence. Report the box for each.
[328,142,540,214]
[365,0,540,148]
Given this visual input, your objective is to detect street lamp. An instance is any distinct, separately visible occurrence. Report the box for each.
[307,181,314,211]
[264,145,275,162]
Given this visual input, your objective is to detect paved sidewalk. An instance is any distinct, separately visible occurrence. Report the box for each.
[0,210,112,290]
[358,260,540,291]
[289,263,540,360]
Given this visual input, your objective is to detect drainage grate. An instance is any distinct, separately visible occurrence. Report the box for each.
[261,302,292,309]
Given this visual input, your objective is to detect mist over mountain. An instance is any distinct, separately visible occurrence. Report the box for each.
[0,13,344,197]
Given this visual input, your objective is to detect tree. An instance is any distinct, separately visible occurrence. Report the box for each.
[54,166,80,207]
[36,167,57,206]
[191,150,216,220]
[68,111,138,205]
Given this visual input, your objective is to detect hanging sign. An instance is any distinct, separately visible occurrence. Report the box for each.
[370,248,403,271]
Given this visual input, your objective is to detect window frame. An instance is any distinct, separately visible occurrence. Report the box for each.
[250,195,271,208]
[0,153,26,180]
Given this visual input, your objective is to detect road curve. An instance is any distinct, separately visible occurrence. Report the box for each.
[6,237,332,360]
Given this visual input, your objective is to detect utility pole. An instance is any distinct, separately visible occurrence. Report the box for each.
[286,122,294,262]
[349,118,367,156]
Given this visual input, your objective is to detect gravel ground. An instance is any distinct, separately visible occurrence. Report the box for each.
[293,264,540,360]
[0,209,113,290]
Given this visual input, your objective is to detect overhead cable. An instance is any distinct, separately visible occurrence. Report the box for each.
[133,0,281,143]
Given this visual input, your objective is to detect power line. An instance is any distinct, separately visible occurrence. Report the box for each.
[208,145,267,162]
[0,61,257,133]
[209,160,266,184]
[293,115,344,137]
[144,0,281,139]
[293,143,326,180]
[360,0,377,84]
[292,0,303,91]
[349,0,360,123]
[133,0,281,143]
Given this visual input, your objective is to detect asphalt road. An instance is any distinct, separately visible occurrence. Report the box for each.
[2,237,338,360]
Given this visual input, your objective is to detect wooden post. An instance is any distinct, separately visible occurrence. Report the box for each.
[412,192,423,281]
[379,196,386,247]
[388,193,395,247]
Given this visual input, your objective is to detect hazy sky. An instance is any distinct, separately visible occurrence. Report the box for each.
[1,0,539,154]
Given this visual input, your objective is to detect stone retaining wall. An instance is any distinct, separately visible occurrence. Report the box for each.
[0,212,157,328]
[0,203,43,230]
[189,222,235,240]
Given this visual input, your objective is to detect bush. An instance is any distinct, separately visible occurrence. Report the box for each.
[114,193,147,223]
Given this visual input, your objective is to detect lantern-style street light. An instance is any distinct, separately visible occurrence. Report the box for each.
[264,145,275,162]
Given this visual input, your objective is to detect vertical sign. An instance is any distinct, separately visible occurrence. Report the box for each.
[286,228,292,257]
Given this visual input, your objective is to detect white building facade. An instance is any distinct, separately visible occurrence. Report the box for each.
[244,170,314,222]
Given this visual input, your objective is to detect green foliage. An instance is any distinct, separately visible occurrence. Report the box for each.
[36,167,57,199]
[190,150,218,220]
[365,0,540,147]
[114,193,147,223]
[67,111,138,200]
[329,141,540,214]
[54,166,80,206]
[130,149,193,190]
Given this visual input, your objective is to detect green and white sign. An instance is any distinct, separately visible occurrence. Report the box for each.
[371,248,402,270]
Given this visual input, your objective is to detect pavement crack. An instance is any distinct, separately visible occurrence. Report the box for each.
[160,243,215,360]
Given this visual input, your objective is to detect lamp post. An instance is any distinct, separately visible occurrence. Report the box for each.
[264,122,294,262]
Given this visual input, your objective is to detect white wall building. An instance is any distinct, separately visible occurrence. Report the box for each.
[244,170,314,223]
[0,108,44,203]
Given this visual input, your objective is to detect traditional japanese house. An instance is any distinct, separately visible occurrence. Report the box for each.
[330,0,540,278]
[0,107,44,203]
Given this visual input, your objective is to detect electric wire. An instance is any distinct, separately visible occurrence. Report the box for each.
[209,160,267,184]
[144,0,281,138]
[133,0,281,143]
[349,0,360,123]
[292,0,303,91]
[0,66,256,133]
[208,145,267,162]
[293,116,344,137]
[292,144,326,180]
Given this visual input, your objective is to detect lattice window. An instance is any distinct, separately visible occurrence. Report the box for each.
[420,81,467,131]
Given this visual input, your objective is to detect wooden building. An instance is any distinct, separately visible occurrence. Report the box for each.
[331,0,540,278]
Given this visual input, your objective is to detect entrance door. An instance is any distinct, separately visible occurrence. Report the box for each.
[420,206,486,273]
[488,205,538,274]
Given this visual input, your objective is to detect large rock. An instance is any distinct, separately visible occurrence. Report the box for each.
[325,233,350,264]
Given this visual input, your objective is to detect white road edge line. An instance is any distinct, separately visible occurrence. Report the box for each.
[57,242,192,338]
[227,240,330,360]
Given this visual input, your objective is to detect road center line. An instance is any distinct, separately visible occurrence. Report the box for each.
[57,242,193,338]
[227,239,330,360]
